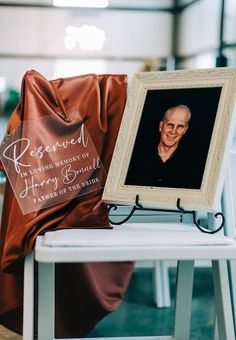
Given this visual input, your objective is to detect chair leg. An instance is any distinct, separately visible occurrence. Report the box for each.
[38,262,55,340]
[173,260,194,340]
[212,260,235,340]
[228,259,236,328]
[23,252,34,340]
[213,312,219,340]
[153,261,171,308]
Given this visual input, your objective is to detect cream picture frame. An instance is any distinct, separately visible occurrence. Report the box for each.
[102,68,236,212]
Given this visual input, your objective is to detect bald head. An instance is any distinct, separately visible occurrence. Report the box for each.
[163,105,191,125]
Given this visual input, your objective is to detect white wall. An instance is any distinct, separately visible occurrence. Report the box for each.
[0,58,55,88]
[224,0,236,44]
[178,0,221,56]
[0,6,173,88]
[0,57,144,89]
[0,8,172,57]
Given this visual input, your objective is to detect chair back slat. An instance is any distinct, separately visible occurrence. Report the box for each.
[221,150,236,237]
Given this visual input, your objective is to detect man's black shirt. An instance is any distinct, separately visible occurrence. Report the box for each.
[125,142,203,189]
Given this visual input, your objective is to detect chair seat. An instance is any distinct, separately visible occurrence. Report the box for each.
[43,223,234,247]
[35,223,236,264]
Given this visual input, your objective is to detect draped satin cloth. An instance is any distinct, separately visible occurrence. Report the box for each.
[0,70,134,337]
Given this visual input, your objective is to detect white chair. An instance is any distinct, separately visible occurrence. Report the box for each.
[23,163,236,340]
[108,207,179,309]
[222,148,236,331]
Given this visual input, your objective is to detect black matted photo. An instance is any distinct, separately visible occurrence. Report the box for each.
[125,87,221,189]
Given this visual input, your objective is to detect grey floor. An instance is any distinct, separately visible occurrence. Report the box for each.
[0,267,215,340]
[86,267,215,339]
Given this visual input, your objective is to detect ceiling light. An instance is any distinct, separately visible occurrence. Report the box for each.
[64,35,76,49]
[64,24,106,51]
[53,0,109,8]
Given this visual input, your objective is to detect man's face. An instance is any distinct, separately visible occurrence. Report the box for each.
[159,107,189,148]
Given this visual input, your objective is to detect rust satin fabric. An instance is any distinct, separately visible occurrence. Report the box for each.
[0,70,134,337]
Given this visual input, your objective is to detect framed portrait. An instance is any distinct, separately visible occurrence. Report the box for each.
[102,68,236,212]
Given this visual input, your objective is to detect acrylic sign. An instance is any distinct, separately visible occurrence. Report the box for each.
[0,115,106,214]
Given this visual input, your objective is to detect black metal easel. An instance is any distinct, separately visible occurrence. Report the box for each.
[108,195,225,234]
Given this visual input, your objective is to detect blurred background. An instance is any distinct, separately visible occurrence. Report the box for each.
[1,0,235,189]
[0,0,236,118]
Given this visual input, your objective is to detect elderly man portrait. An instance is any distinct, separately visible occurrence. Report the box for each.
[157,105,191,163]
[125,103,200,189]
